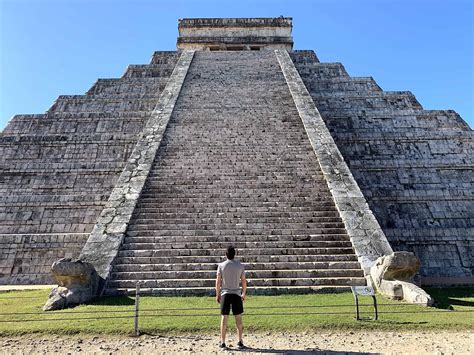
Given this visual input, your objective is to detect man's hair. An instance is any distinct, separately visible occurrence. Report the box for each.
[226,246,236,260]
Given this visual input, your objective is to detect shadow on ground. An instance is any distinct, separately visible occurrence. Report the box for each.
[219,346,372,354]
[426,287,474,310]
[89,296,135,306]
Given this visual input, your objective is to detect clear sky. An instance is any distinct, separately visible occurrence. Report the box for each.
[0,0,472,130]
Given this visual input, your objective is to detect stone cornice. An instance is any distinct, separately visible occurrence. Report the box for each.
[178,17,292,28]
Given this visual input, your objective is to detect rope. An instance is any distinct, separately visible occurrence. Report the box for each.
[0,315,135,323]
[1,309,471,323]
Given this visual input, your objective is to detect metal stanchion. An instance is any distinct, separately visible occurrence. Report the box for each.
[133,283,141,336]
[351,285,378,321]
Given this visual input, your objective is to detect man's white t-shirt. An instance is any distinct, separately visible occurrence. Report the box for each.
[217,259,245,296]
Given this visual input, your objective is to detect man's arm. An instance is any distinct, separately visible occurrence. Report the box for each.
[215,271,222,303]
[241,272,247,301]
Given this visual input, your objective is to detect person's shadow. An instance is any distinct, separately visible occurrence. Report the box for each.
[227,346,372,354]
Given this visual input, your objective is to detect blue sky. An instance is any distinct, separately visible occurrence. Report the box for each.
[1,0,472,130]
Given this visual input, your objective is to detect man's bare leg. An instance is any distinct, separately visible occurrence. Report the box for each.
[235,314,243,342]
[220,315,228,344]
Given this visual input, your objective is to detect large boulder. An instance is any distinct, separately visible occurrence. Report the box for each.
[43,258,99,311]
[370,251,433,306]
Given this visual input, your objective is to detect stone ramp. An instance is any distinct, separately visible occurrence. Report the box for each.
[291,51,474,285]
[0,52,180,284]
[105,51,366,295]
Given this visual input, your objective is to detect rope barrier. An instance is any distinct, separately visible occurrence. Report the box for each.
[0,315,135,323]
[0,303,440,315]
[1,309,471,324]
[137,309,473,317]
[0,308,468,318]
[0,294,445,306]
[0,294,131,300]
[136,302,437,312]
[0,309,136,316]
[1,284,471,333]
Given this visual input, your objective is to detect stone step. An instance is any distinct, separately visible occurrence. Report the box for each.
[129,217,342,225]
[145,152,318,157]
[122,64,175,78]
[110,269,364,280]
[112,261,362,272]
[86,78,168,96]
[125,228,348,237]
[117,247,355,258]
[150,51,180,65]
[316,107,421,117]
[107,277,366,289]
[131,211,341,219]
[128,211,340,220]
[139,187,329,194]
[136,195,334,202]
[104,285,357,296]
[140,187,331,194]
[120,240,352,250]
[135,198,337,206]
[134,201,338,209]
[138,190,332,198]
[113,254,359,265]
[126,222,346,232]
[144,166,324,172]
[49,97,157,113]
[142,180,328,187]
[137,195,333,202]
[146,169,322,174]
[122,234,350,244]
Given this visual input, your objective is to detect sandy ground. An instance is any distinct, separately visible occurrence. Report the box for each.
[1,331,472,354]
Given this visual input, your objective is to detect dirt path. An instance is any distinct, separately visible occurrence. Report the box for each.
[1,331,472,354]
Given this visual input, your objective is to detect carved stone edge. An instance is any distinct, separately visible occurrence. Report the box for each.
[275,49,393,271]
[370,252,434,306]
[77,50,195,293]
[275,49,433,305]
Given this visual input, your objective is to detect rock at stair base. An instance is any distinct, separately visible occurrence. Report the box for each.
[370,251,433,306]
[43,258,99,311]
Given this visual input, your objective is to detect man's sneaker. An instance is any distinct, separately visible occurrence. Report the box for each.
[219,342,227,349]
[237,341,246,349]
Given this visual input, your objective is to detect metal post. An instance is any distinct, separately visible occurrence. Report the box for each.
[372,295,378,320]
[351,286,360,320]
[134,282,140,336]
[354,294,360,320]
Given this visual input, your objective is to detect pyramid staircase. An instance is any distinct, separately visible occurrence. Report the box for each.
[105,51,366,295]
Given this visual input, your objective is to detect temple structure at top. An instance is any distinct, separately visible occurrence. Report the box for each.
[177,17,294,50]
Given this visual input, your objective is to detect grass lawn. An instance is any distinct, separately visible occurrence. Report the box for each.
[0,288,472,335]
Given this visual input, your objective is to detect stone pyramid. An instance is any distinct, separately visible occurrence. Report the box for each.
[0,18,472,295]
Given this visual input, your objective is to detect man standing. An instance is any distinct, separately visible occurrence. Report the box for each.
[215,246,247,349]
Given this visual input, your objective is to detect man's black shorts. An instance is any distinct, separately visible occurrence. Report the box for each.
[220,293,244,315]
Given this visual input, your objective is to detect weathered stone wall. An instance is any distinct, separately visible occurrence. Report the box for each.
[0,51,180,284]
[291,51,474,285]
[0,234,88,284]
